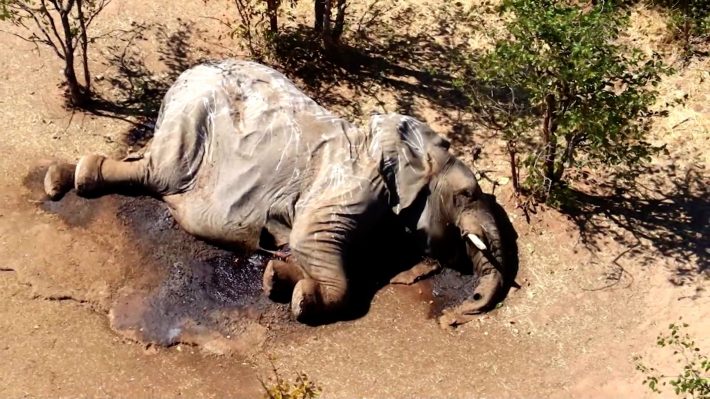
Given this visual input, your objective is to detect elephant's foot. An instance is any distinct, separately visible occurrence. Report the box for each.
[44,162,76,200]
[74,154,106,196]
[290,278,321,322]
[263,259,305,302]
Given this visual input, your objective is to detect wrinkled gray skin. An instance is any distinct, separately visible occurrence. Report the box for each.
[44,59,508,326]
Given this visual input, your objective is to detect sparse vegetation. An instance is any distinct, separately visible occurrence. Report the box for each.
[0,0,111,106]
[649,0,710,56]
[207,0,348,59]
[635,321,710,399]
[259,363,322,399]
[456,0,672,207]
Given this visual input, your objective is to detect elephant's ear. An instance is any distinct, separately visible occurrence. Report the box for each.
[369,113,451,214]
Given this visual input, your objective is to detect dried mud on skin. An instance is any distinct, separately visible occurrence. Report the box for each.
[19,164,476,354]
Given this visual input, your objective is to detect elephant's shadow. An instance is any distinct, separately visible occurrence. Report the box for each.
[309,193,520,325]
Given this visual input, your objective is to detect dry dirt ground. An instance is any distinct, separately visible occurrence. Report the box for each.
[0,1,708,398]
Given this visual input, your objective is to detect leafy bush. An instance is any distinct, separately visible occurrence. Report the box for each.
[457,0,671,205]
[634,321,710,398]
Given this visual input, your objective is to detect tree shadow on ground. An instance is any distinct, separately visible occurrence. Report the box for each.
[260,1,479,140]
[561,163,708,285]
[85,1,491,152]
[85,19,211,150]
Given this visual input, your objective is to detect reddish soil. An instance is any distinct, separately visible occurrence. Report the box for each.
[0,1,707,398]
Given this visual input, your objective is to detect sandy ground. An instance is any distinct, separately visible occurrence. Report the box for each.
[0,1,708,398]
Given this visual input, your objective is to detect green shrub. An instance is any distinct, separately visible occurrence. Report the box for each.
[457,0,671,204]
[260,364,322,399]
[634,321,710,398]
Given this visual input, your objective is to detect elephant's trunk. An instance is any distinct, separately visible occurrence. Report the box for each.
[455,202,505,316]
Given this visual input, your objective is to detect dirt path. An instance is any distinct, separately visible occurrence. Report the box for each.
[0,1,708,398]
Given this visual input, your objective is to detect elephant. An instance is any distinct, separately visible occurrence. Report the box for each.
[43,58,514,326]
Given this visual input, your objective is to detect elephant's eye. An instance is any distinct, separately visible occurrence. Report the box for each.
[456,188,476,198]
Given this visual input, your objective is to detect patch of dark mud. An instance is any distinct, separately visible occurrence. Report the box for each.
[106,198,302,354]
[387,264,477,321]
[109,252,292,354]
[427,268,476,318]
[22,164,299,354]
[22,163,101,227]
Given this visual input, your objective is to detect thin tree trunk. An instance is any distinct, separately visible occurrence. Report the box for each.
[314,0,325,32]
[507,141,520,193]
[556,133,577,182]
[323,0,332,36]
[76,0,91,96]
[267,0,278,33]
[234,0,256,55]
[58,0,84,106]
[542,93,557,189]
[331,0,346,42]
[321,0,335,48]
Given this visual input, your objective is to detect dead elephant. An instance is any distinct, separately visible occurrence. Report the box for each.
[44,59,515,326]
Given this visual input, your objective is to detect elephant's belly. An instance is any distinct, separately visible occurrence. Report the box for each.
[162,190,263,252]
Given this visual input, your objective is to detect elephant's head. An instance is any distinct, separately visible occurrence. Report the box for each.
[369,113,511,325]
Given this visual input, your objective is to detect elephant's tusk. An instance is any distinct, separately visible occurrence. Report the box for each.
[467,234,487,251]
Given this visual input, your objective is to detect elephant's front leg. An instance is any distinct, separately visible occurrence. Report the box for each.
[288,201,368,323]
[262,258,306,302]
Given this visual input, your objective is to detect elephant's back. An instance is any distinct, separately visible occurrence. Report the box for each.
[144,59,333,190]
[150,59,360,250]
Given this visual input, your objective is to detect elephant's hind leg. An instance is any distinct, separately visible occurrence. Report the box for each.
[44,154,152,200]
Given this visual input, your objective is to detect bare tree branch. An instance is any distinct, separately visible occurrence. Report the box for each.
[0,29,42,53]
[40,0,68,56]
[76,0,90,91]
[84,0,111,28]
